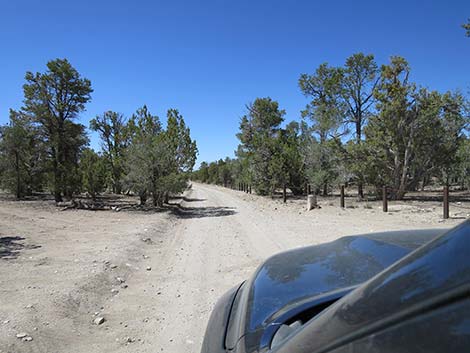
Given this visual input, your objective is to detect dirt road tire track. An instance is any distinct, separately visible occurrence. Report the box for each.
[0,183,455,353]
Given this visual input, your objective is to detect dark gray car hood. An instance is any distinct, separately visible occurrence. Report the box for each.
[226,229,444,352]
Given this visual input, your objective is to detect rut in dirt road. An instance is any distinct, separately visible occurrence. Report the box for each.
[149,183,303,353]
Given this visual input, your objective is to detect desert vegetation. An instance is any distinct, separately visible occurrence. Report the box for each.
[193,53,470,201]
[0,59,198,207]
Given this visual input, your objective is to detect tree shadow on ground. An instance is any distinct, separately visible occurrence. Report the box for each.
[182,196,206,202]
[169,196,206,203]
[170,204,237,219]
[0,236,41,260]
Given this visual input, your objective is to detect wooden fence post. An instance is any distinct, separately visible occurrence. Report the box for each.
[340,185,345,208]
[382,186,388,213]
[249,185,252,194]
[308,184,311,195]
[443,185,449,219]
[283,184,287,203]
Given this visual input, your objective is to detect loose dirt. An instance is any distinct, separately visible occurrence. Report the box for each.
[0,183,465,353]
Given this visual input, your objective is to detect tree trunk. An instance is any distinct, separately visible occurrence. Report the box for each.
[395,141,412,200]
[113,170,122,194]
[15,151,21,199]
[283,184,287,203]
[55,121,65,203]
[53,155,62,203]
[357,182,364,199]
[356,119,362,143]
[322,183,328,196]
[139,191,147,205]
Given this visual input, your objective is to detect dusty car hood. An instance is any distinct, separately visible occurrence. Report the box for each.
[273,220,470,353]
[226,229,444,352]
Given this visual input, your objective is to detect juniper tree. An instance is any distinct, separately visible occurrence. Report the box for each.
[339,53,379,197]
[22,58,92,202]
[80,149,107,200]
[299,64,345,195]
[0,110,45,198]
[125,106,197,206]
[90,111,129,194]
[463,19,470,36]
[236,98,286,195]
[364,57,468,199]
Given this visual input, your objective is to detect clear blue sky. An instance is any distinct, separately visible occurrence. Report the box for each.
[1,0,469,166]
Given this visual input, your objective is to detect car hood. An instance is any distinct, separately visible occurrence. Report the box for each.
[226,229,444,352]
[273,220,470,353]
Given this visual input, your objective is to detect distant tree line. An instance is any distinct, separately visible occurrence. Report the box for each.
[0,59,198,205]
[193,53,470,200]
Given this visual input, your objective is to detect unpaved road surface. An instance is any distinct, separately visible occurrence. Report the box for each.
[0,183,463,353]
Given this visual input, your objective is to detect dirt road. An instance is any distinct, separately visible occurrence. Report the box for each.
[0,183,461,353]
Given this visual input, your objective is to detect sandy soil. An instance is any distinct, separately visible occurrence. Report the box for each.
[0,183,466,353]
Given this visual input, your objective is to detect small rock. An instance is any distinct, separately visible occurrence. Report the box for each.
[94,317,105,325]
[116,277,125,283]
[111,288,119,294]
[121,283,128,289]
[146,267,152,271]
[110,264,118,269]
[3,320,9,324]
[16,333,28,339]
[22,336,33,342]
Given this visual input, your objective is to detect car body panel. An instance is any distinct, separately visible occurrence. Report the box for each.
[201,283,243,353]
[203,228,444,353]
[329,298,470,353]
[273,220,470,353]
